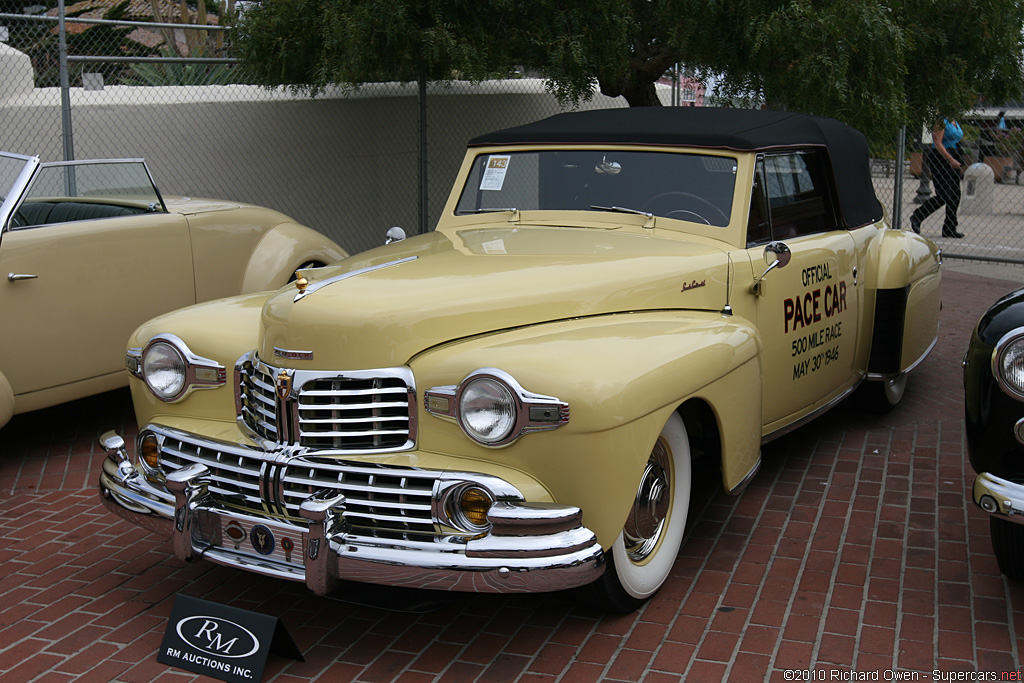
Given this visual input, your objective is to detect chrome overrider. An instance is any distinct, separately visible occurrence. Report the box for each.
[973,418,1024,526]
[98,428,605,595]
[975,472,1024,526]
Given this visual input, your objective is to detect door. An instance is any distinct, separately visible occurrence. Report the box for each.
[745,150,862,428]
[0,213,195,396]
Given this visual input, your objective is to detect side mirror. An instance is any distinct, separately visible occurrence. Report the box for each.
[752,241,791,296]
[385,226,406,245]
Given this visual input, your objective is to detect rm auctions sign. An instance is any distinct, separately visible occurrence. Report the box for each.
[158,594,303,683]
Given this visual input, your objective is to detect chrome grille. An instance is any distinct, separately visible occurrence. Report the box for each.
[237,360,278,442]
[235,354,416,453]
[298,377,411,450]
[281,461,436,536]
[157,430,439,539]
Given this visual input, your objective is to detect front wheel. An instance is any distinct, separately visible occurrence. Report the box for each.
[580,412,692,612]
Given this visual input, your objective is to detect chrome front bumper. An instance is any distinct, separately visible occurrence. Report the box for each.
[98,430,605,595]
[974,472,1024,526]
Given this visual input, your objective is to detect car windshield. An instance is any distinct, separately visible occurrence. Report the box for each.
[24,160,161,207]
[455,149,738,227]
[0,154,30,198]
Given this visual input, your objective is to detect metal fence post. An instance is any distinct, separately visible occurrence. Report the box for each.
[57,0,75,165]
[893,126,905,230]
[418,73,428,235]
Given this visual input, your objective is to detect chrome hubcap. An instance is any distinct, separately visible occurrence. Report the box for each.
[624,437,671,562]
[885,374,907,402]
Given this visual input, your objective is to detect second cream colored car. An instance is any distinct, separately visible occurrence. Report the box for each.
[98,108,941,612]
[0,152,346,428]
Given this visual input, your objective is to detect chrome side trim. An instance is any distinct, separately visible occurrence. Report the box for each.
[294,256,418,302]
[725,459,761,496]
[762,379,861,444]
[865,334,938,381]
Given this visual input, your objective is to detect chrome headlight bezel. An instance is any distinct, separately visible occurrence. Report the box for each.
[128,333,227,403]
[424,368,570,448]
[993,327,1024,400]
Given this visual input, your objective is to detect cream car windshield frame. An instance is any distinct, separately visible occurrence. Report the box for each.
[454,148,738,229]
[0,152,39,233]
[0,154,168,233]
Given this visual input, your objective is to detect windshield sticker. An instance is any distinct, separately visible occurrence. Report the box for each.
[481,238,507,254]
[479,155,511,191]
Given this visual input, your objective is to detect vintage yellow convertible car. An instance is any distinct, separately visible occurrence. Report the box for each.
[0,152,346,428]
[98,108,941,612]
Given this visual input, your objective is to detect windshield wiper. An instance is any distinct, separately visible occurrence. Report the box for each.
[590,205,653,218]
[460,207,519,214]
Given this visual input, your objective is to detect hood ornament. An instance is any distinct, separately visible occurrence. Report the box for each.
[294,274,308,293]
[294,256,418,302]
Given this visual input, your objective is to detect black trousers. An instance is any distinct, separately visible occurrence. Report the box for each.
[912,147,962,234]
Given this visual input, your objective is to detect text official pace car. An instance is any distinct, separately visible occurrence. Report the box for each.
[98,108,941,612]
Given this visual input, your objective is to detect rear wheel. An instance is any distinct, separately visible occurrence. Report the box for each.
[991,516,1024,579]
[581,412,691,612]
[854,374,907,414]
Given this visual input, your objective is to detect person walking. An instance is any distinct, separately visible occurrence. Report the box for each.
[910,119,965,238]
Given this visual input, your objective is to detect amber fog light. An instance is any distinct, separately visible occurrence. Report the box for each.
[448,485,493,532]
[138,433,161,473]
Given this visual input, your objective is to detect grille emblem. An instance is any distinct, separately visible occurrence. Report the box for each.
[250,524,275,555]
[275,370,292,400]
[225,521,246,550]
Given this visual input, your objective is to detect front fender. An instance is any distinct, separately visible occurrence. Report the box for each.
[409,310,762,547]
[240,223,348,294]
[127,292,273,429]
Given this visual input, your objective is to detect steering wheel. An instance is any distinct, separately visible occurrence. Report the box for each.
[642,191,729,226]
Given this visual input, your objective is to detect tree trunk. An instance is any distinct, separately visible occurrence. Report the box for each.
[599,77,662,107]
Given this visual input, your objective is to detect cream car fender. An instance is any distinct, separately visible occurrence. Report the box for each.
[410,310,762,548]
[868,229,942,376]
[239,222,348,294]
[0,370,14,428]
[126,292,274,427]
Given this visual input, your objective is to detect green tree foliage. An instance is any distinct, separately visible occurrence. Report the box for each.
[234,0,516,92]
[234,0,1024,140]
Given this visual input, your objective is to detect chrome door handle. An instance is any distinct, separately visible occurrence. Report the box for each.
[7,273,38,282]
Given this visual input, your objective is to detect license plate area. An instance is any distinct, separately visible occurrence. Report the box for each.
[201,510,307,569]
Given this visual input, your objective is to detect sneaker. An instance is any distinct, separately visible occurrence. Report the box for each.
[942,229,964,238]
[909,215,921,234]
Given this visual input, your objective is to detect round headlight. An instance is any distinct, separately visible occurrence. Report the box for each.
[1000,337,1024,398]
[142,341,186,400]
[458,377,517,444]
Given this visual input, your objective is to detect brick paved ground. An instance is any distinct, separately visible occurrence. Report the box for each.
[2,269,1024,682]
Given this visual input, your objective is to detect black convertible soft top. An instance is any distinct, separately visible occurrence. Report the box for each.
[469,107,883,229]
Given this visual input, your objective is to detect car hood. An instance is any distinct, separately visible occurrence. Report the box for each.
[257,225,731,369]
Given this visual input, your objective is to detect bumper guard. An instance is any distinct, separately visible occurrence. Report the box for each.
[98,430,605,595]
[974,471,1024,525]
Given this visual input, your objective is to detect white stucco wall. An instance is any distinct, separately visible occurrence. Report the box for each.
[0,44,647,252]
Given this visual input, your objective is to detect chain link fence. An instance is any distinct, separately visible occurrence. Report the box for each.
[1,6,1022,263]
